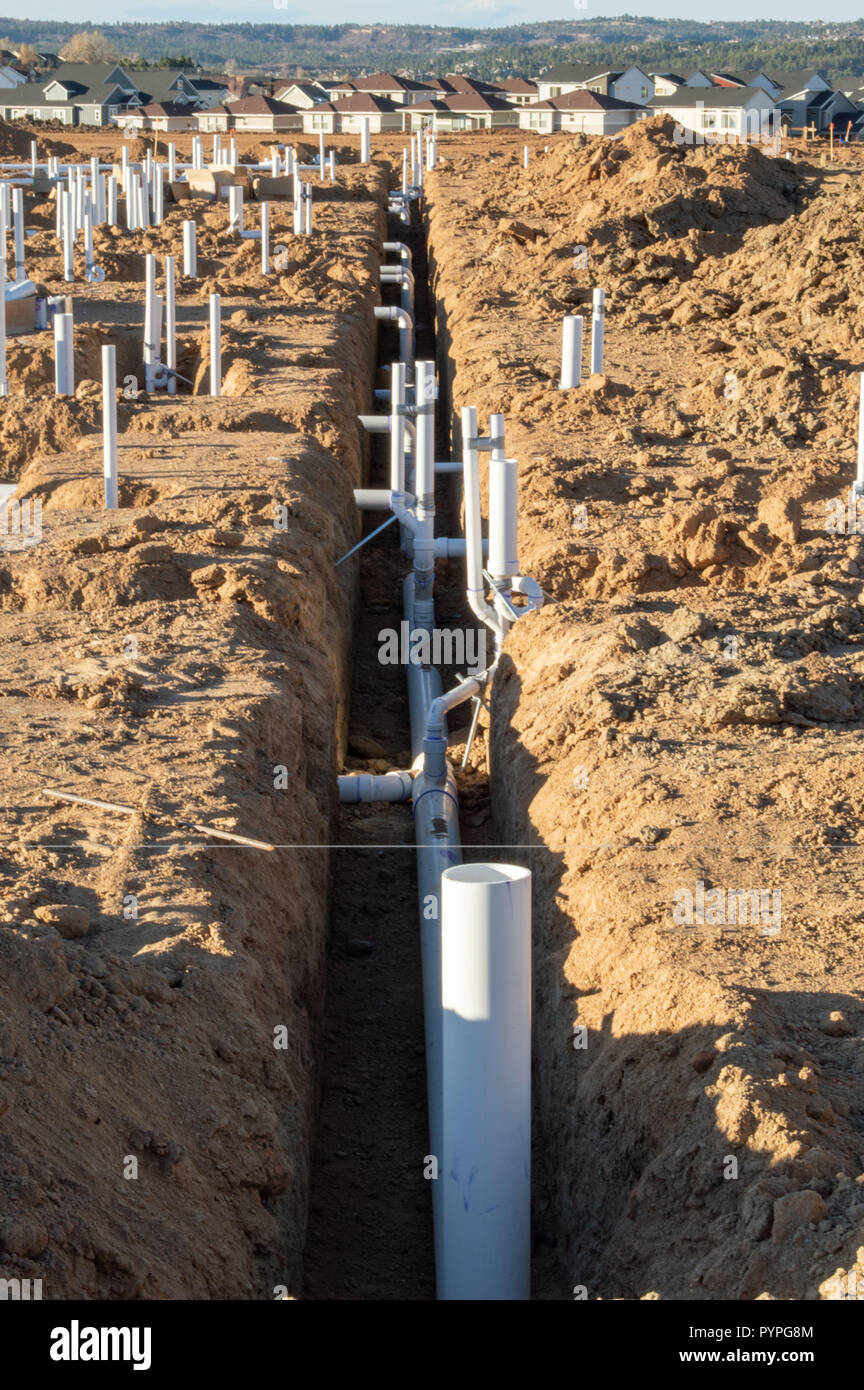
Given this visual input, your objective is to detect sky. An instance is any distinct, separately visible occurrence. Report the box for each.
[17,2,864,27]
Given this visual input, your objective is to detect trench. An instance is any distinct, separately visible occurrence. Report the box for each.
[302,189,497,1299]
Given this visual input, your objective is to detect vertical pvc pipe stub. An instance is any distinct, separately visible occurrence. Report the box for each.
[439,862,532,1302]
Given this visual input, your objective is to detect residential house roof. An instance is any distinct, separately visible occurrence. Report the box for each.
[208,96,299,116]
[540,62,620,83]
[328,93,400,113]
[351,72,434,94]
[497,77,538,94]
[412,92,514,113]
[709,72,749,87]
[649,86,775,109]
[526,90,646,112]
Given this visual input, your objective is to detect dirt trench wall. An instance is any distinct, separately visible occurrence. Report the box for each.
[0,169,387,1297]
[424,135,864,1302]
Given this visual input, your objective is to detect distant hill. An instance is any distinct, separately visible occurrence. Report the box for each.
[3,16,864,81]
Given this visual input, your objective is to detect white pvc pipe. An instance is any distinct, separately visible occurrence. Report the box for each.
[590,287,605,376]
[183,219,196,277]
[390,359,406,493]
[857,373,864,494]
[83,193,93,276]
[319,132,325,180]
[260,201,270,275]
[328,150,335,182]
[228,184,243,234]
[523,144,529,169]
[439,862,531,1302]
[12,187,23,280]
[560,314,583,389]
[489,457,519,581]
[304,184,312,235]
[107,174,117,226]
[192,135,203,170]
[360,118,371,164]
[153,165,163,225]
[102,344,118,507]
[209,292,221,397]
[168,143,176,183]
[413,359,436,620]
[30,139,38,177]
[62,190,74,281]
[165,254,176,396]
[462,404,501,641]
[140,170,150,227]
[144,253,159,392]
[54,312,74,396]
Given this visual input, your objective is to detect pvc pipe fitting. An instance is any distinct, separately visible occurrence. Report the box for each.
[338,771,413,804]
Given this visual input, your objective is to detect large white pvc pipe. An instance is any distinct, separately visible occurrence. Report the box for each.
[304,183,312,235]
[209,292,221,397]
[390,359,406,493]
[168,143,176,183]
[319,132,325,180]
[183,219,196,277]
[489,457,519,581]
[328,149,335,182]
[140,170,150,227]
[62,190,74,281]
[857,373,864,493]
[83,193,93,276]
[144,253,158,392]
[12,187,23,280]
[102,344,118,507]
[165,254,176,396]
[523,144,529,169]
[30,139,37,177]
[260,201,270,275]
[228,184,243,234]
[462,405,501,641]
[192,135,203,170]
[439,863,531,1302]
[360,117,371,164]
[54,312,74,396]
[153,165,164,225]
[413,359,436,622]
[107,174,117,226]
[402,147,409,194]
[560,314,583,389]
[590,287,605,376]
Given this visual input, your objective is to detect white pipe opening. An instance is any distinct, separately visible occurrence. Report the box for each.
[439,862,532,1302]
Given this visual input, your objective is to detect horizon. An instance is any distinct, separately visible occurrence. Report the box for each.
[6,6,864,32]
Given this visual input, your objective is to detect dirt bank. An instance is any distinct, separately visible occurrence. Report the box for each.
[425,118,864,1300]
[0,167,386,1297]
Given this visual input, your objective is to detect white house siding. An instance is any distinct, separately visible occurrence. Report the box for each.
[663,96,778,143]
[610,67,654,105]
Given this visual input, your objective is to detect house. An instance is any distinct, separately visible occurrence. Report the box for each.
[302,93,405,134]
[520,90,648,136]
[36,52,61,70]
[409,93,519,131]
[744,71,784,97]
[610,66,654,105]
[198,96,301,133]
[187,76,232,109]
[537,62,653,105]
[771,72,851,133]
[0,64,26,89]
[537,63,621,101]
[350,73,436,105]
[273,81,330,108]
[0,62,140,125]
[650,72,686,97]
[649,86,780,143]
[495,78,538,106]
[685,70,715,88]
[119,101,200,133]
[708,72,749,88]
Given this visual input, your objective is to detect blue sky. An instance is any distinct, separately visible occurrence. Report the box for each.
[22,2,864,25]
